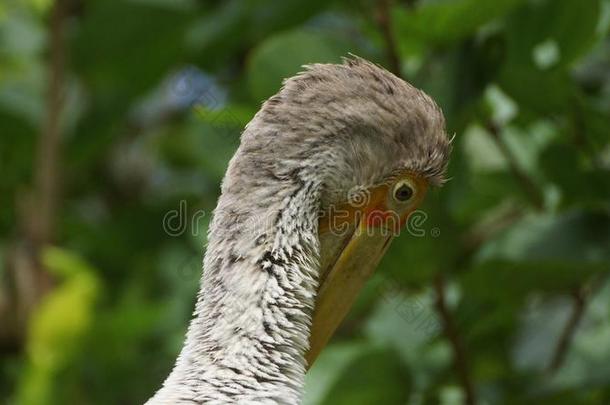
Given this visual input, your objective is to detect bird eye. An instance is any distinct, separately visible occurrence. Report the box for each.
[393,181,414,202]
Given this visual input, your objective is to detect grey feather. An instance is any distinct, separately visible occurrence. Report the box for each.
[147,56,451,405]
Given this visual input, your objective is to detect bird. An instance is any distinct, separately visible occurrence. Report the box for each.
[147,56,451,404]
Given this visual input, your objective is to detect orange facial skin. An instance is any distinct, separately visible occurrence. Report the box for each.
[319,172,429,236]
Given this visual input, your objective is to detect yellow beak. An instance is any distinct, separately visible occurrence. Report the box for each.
[305,174,429,368]
[306,219,394,367]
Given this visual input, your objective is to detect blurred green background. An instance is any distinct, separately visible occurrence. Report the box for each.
[1,0,610,404]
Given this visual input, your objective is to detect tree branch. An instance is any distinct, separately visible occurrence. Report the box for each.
[484,121,545,211]
[484,115,602,376]
[32,0,66,244]
[483,120,594,377]
[547,273,609,374]
[546,287,586,373]
[0,0,67,350]
[539,88,610,375]
[372,5,477,400]
[433,274,477,405]
[374,0,402,77]
[460,203,524,260]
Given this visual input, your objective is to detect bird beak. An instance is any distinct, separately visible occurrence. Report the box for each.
[306,218,394,367]
[305,177,428,368]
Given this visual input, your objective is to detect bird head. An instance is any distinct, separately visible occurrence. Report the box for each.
[219,56,451,368]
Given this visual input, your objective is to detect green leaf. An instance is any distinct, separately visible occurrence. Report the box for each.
[381,188,462,286]
[463,259,604,304]
[540,143,610,208]
[576,95,610,151]
[363,285,451,389]
[319,346,411,405]
[393,0,526,45]
[303,342,370,405]
[42,246,97,278]
[498,65,573,114]
[246,30,353,102]
[193,104,254,129]
[17,248,101,405]
[72,1,192,100]
[465,209,610,301]
[186,0,333,68]
[479,209,610,264]
[499,0,601,113]
[158,114,241,179]
[505,0,601,69]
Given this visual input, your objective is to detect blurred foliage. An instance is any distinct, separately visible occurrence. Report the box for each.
[1,0,610,404]
[17,248,100,405]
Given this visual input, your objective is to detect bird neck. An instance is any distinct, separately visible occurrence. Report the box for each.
[151,179,321,404]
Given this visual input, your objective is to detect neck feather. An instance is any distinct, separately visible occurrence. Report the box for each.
[149,179,321,404]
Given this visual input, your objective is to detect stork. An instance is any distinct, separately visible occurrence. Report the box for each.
[147,57,451,404]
